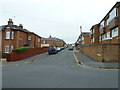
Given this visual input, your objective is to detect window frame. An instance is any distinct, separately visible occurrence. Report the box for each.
[11,31,14,39]
[6,31,10,40]
[112,27,118,37]
[28,36,32,40]
[38,38,40,42]
[11,46,14,52]
[5,46,9,53]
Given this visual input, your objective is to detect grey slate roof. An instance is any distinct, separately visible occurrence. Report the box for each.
[41,37,63,41]
[1,25,30,33]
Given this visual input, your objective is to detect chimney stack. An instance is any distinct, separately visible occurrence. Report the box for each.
[8,18,13,26]
[19,24,23,29]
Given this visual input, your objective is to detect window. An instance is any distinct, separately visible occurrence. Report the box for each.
[5,46,9,53]
[102,34,106,40]
[109,8,117,22]
[38,38,40,42]
[106,18,109,26]
[28,36,31,40]
[6,31,10,39]
[99,36,101,41]
[100,21,104,28]
[43,40,46,44]
[107,32,110,38]
[112,27,118,37]
[6,26,10,29]
[11,31,14,39]
[93,29,95,33]
[93,37,95,42]
[11,46,14,52]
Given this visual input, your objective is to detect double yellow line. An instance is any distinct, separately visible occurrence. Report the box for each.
[72,52,120,70]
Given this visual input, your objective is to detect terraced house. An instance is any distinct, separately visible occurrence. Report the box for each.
[41,36,65,47]
[91,2,120,44]
[1,19,41,54]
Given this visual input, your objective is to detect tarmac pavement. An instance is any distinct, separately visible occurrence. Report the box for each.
[73,49,119,70]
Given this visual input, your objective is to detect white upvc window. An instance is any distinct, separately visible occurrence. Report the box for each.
[100,21,104,28]
[107,32,110,38]
[38,38,40,42]
[112,27,118,37]
[6,26,10,29]
[6,31,10,39]
[93,37,95,42]
[93,29,95,33]
[102,34,106,40]
[109,8,117,22]
[91,39,93,43]
[11,31,14,39]
[99,36,101,41]
[28,36,31,40]
[5,46,9,53]
[11,46,14,52]
[43,40,46,44]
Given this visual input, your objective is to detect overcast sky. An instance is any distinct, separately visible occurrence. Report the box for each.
[1,0,119,43]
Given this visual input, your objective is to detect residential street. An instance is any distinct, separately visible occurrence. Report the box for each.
[2,48,119,88]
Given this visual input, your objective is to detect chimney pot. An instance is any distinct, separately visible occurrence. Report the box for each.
[8,18,13,25]
[19,24,23,29]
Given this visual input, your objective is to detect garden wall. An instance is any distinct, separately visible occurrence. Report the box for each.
[6,47,48,62]
[78,44,120,62]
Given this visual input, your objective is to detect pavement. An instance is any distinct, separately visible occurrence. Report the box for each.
[73,49,120,70]
[1,52,49,66]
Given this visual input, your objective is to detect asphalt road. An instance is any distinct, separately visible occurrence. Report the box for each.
[2,48,119,88]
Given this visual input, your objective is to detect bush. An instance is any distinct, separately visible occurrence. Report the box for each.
[13,47,28,53]
[2,53,6,58]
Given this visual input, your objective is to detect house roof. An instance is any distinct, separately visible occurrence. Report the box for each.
[99,2,120,24]
[1,25,30,33]
[81,32,91,36]
[41,37,63,41]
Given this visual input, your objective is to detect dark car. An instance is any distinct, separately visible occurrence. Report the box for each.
[69,46,74,50]
[48,46,58,55]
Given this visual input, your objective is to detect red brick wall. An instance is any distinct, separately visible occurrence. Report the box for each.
[84,35,91,44]
[18,31,28,48]
[35,36,41,48]
[6,47,48,62]
[28,33,35,48]
[46,40,54,46]
[91,24,99,44]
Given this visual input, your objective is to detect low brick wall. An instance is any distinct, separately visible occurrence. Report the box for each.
[6,47,48,62]
[78,44,120,62]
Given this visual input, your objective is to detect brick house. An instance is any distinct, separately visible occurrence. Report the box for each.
[90,2,120,44]
[90,24,100,44]
[41,36,65,47]
[79,2,120,62]
[76,32,91,45]
[1,19,41,54]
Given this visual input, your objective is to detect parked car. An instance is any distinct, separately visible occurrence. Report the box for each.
[61,47,65,50]
[56,47,61,52]
[48,46,58,55]
[69,46,74,50]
